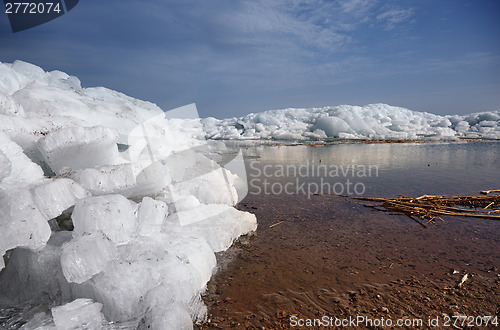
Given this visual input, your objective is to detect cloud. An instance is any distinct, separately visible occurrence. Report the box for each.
[13,0,489,118]
[338,0,377,15]
[376,8,415,30]
[213,0,349,53]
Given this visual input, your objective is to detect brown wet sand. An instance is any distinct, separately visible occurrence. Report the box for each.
[197,193,500,329]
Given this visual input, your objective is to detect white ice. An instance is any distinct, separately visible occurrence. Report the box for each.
[37,126,121,174]
[51,298,105,330]
[0,60,257,329]
[71,195,138,245]
[5,59,498,329]
[0,133,44,191]
[202,104,500,140]
[0,189,52,269]
[60,232,118,284]
[30,178,89,220]
[2,58,499,329]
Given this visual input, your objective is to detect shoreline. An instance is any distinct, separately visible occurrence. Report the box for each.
[219,138,500,149]
[197,193,500,329]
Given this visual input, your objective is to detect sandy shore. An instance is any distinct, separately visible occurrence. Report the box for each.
[197,193,500,329]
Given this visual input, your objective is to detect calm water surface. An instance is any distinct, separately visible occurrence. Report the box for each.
[200,141,500,327]
[238,141,500,197]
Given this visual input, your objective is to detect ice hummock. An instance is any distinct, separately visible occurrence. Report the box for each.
[37,126,121,174]
[202,104,500,140]
[2,58,498,328]
[52,298,106,330]
[0,60,257,329]
[60,232,118,285]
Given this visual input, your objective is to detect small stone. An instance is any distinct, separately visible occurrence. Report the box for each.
[378,306,389,313]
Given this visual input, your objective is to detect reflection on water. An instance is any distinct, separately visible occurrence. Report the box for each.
[236,141,500,197]
[201,141,500,328]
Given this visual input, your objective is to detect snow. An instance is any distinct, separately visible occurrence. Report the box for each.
[202,104,500,140]
[0,60,257,329]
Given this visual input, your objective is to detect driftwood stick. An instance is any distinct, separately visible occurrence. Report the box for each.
[456,273,469,288]
[328,190,500,222]
[484,202,495,210]
[481,189,500,195]
[415,194,441,200]
[269,221,285,228]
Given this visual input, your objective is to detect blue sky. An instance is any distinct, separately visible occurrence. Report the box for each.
[1,0,499,118]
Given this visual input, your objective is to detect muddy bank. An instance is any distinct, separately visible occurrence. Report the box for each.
[197,194,500,329]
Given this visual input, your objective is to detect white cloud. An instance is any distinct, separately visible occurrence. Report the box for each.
[216,0,349,52]
[376,8,415,30]
[339,0,378,15]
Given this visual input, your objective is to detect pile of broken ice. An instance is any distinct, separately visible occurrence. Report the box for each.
[0,60,257,329]
[202,104,500,140]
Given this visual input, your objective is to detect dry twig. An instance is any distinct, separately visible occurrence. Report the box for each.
[481,189,500,195]
[317,191,500,223]
[269,221,285,228]
[456,273,469,288]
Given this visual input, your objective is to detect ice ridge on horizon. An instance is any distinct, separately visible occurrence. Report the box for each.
[202,104,500,140]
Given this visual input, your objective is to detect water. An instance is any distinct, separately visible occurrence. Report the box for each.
[200,141,500,328]
[238,141,500,198]
[3,141,499,328]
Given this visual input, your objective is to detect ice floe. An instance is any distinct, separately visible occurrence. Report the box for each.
[202,104,500,140]
[1,58,498,328]
[0,60,256,329]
